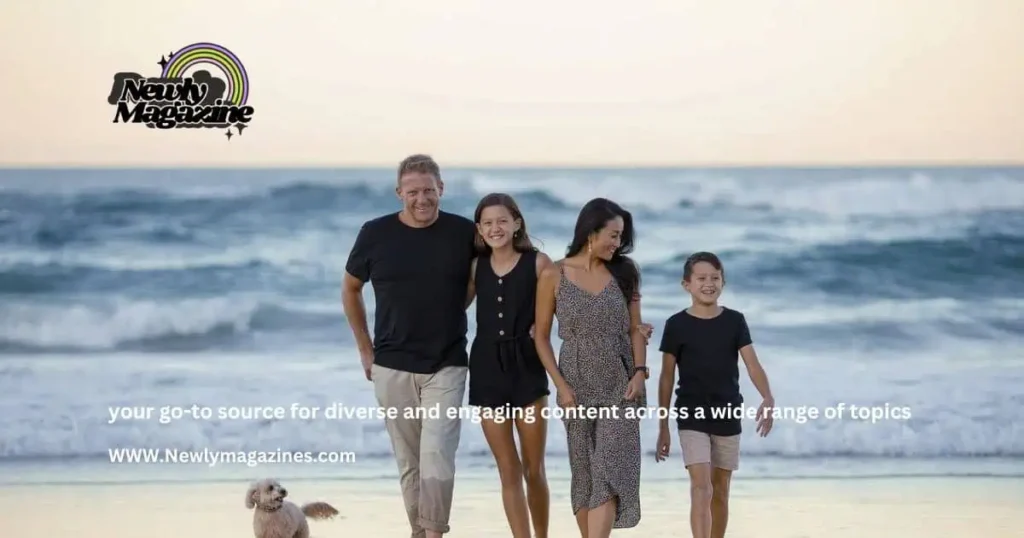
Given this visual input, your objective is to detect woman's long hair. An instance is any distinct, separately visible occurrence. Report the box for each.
[473,193,537,255]
[565,198,640,301]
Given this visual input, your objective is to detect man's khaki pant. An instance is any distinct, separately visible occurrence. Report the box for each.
[371,363,467,537]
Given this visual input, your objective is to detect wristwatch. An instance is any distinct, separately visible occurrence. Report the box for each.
[631,366,649,379]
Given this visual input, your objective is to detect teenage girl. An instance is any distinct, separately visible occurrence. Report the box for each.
[468,192,553,538]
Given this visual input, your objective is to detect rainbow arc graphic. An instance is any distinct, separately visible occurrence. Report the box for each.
[161,42,249,106]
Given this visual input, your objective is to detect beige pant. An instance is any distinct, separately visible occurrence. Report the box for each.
[678,430,740,470]
[372,364,467,537]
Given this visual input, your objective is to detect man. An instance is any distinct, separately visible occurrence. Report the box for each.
[341,154,477,538]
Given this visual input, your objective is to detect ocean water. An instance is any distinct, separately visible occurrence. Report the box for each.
[1,166,1022,482]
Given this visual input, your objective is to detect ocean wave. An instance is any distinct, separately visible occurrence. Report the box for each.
[3,218,1020,295]
[2,323,1021,462]
[0,182,396,249]
[3,168,1020,471]
[633,230,1024,302]
[0,297,342,352]
[0,230,1020,353]
[1,291,1018,355]
[750,233,1024,299]
[4,168,1022,218]
[3,171,1021,277]
[464,169,1024,216]
[2,401,1021,460]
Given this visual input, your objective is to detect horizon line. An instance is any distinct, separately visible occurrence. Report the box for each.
[2,160,1023,171]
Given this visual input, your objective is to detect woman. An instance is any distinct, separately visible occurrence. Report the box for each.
[468,193,553,538]
[533,197,650,538]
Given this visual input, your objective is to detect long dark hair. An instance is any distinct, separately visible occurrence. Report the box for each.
[473,193,537,255]
[566,198,640,301]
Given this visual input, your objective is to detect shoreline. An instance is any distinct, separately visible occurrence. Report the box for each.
[2,454,1020,487]
[3,474,1021,537]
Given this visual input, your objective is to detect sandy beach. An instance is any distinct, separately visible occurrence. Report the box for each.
[4,473,1021,538]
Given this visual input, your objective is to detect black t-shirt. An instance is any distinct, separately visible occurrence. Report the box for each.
[345,210,476,374]
[659,306,752,436]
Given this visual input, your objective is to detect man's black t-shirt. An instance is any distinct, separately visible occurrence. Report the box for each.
[659,306,752,436]
[345,210,476,374]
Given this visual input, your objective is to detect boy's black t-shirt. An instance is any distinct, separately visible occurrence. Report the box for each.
[345,210,476,374]
[659,306,752,436]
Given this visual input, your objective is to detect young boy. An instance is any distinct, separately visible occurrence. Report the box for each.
[654,251,775,538]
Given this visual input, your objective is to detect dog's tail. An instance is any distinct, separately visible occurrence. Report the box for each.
[301,501,340,520]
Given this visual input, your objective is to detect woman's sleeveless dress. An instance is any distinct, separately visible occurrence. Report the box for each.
[554,262,643,528]
[468,249,550,409]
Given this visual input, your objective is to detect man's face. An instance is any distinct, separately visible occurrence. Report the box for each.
[396,172,442,224]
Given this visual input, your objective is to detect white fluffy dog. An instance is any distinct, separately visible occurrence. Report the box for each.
[245,478,340,538]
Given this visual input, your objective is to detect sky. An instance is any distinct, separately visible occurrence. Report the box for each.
[0,0,1022,167]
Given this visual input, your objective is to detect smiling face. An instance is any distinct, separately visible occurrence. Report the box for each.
[396,171,442,225]
[683,260,724,306]
[589,216,624,261]
[476,204,520,250]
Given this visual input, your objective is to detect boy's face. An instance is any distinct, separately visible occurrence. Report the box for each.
[684,261,724,305]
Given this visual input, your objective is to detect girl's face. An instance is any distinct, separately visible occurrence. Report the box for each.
[477,204,520,250]
[589,216,624,261]
[684,261,724,305]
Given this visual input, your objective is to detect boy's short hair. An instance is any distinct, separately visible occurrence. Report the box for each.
[683,251,724,281]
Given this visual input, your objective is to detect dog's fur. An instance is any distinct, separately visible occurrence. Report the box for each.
[245,478,340,538]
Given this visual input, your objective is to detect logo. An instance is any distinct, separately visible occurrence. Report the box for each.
[107,42,253,140]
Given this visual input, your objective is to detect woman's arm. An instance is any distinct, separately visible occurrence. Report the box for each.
[628,295,647,373]
[622,294,649,401]
[534,263,569,390]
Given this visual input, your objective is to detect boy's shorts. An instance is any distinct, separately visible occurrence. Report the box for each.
[678,430,740,470]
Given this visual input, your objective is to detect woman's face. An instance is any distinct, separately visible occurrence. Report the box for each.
[589,216,624,261]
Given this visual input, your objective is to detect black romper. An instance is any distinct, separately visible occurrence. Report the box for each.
[468,249,550,409]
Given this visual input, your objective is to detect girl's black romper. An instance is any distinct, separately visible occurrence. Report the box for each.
[468,249,550,409]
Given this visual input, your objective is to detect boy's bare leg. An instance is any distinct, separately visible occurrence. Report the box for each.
[687,463,713,538]
[710,467,732,538]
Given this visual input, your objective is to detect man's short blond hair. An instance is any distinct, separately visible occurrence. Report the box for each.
[397,154,441,185]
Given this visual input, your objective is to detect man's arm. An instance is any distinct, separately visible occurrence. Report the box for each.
[342,223,375,368]
[341,272,373,355]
